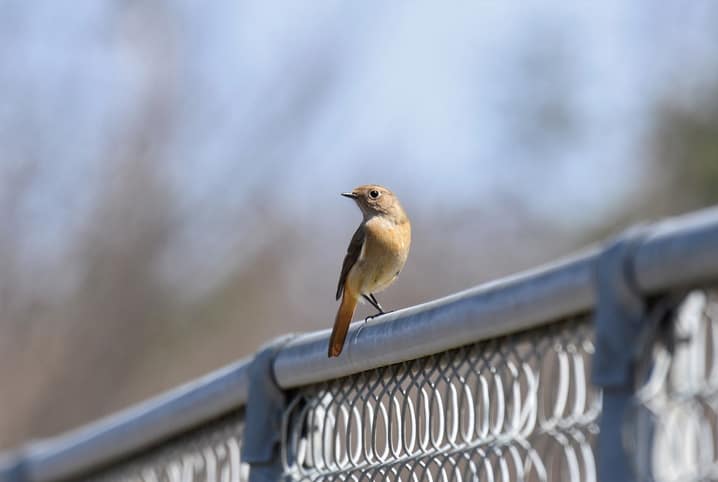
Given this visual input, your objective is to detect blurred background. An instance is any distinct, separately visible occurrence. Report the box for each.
[1,1,718,450]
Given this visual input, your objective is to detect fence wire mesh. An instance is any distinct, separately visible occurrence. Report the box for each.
[87,410,248,482]
[633,289,718,482]
[282,316,600,482]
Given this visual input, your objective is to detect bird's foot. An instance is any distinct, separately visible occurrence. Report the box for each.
[363,310,395,323]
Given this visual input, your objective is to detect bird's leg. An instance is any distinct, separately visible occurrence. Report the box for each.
[363,293,391,323]
[369,293,385,313]
[362,294,384,314]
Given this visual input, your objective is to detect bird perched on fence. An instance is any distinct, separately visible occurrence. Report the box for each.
[328,184,411,357]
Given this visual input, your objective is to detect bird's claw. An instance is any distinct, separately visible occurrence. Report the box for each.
[363,310,394,323]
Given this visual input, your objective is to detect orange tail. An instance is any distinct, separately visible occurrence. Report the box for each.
[328,290,358,357]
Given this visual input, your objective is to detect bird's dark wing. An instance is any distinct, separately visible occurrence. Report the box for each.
[336,224,365,300]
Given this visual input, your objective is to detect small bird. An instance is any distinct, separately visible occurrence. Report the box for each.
[328,184,411,357]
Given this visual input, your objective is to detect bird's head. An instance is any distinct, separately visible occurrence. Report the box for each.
[341,184,406,221]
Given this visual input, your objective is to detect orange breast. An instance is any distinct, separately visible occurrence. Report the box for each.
[348,216,411,295]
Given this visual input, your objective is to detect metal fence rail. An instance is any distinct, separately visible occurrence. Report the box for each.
[2,206,718,482]
[0,358,251,482]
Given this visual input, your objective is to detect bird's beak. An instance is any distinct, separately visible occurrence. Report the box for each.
[341,192,358,199]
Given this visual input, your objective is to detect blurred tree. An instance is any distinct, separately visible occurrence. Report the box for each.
[651,85,718,210]
[579,78,718,244]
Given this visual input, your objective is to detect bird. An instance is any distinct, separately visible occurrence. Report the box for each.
[328,184,411,358]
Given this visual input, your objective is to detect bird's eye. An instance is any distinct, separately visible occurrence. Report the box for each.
[369,190,380,199]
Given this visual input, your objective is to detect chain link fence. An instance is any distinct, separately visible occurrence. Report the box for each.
[282,317,598,482]
[632,290,718,482]
[2,207,718,482]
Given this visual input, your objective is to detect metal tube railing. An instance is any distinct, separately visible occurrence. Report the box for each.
[274,249,597,388]
[1,358,250,482]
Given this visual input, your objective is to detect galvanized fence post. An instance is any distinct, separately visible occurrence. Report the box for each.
[592,228,685,482]
[242,335,295,482]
